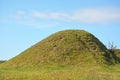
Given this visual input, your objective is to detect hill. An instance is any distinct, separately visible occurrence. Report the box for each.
[1,30,119,68]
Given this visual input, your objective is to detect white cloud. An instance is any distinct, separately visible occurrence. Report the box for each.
[70,8,120,24]
[1,7,120,26]
[32,11,70,21]
[49,12,70,20]
[16,10,25,15]
[32,7,120,24]
[32,11,49,19]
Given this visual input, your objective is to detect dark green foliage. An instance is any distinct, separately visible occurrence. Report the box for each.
[0,30,119,68]
[109,49,120,59]
[0,60,6,64]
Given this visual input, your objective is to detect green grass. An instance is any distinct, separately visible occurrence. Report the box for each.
[0,64,120,80]
[1,30,119,68]
[0,30,120,80]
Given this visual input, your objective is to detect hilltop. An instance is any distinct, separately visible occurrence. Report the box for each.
[1,30,119,68]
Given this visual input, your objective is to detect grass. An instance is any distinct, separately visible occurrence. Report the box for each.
[1,30,118,68]
[0,30,120,80]
[0,64,120,80]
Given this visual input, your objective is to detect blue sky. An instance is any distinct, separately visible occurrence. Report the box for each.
[0,0,120,60]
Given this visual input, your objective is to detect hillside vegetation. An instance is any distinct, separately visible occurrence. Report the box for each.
[0,30,120,80]
[0,60,6,64]
[111,49,120,58]
[1,30,119,68]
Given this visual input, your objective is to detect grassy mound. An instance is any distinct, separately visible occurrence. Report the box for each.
[1,30,119,68]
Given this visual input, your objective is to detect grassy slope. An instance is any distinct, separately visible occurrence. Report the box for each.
[1,30,118,68]
[0,30,120,80]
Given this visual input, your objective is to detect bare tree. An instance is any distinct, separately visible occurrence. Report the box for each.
[108,42,117,50]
